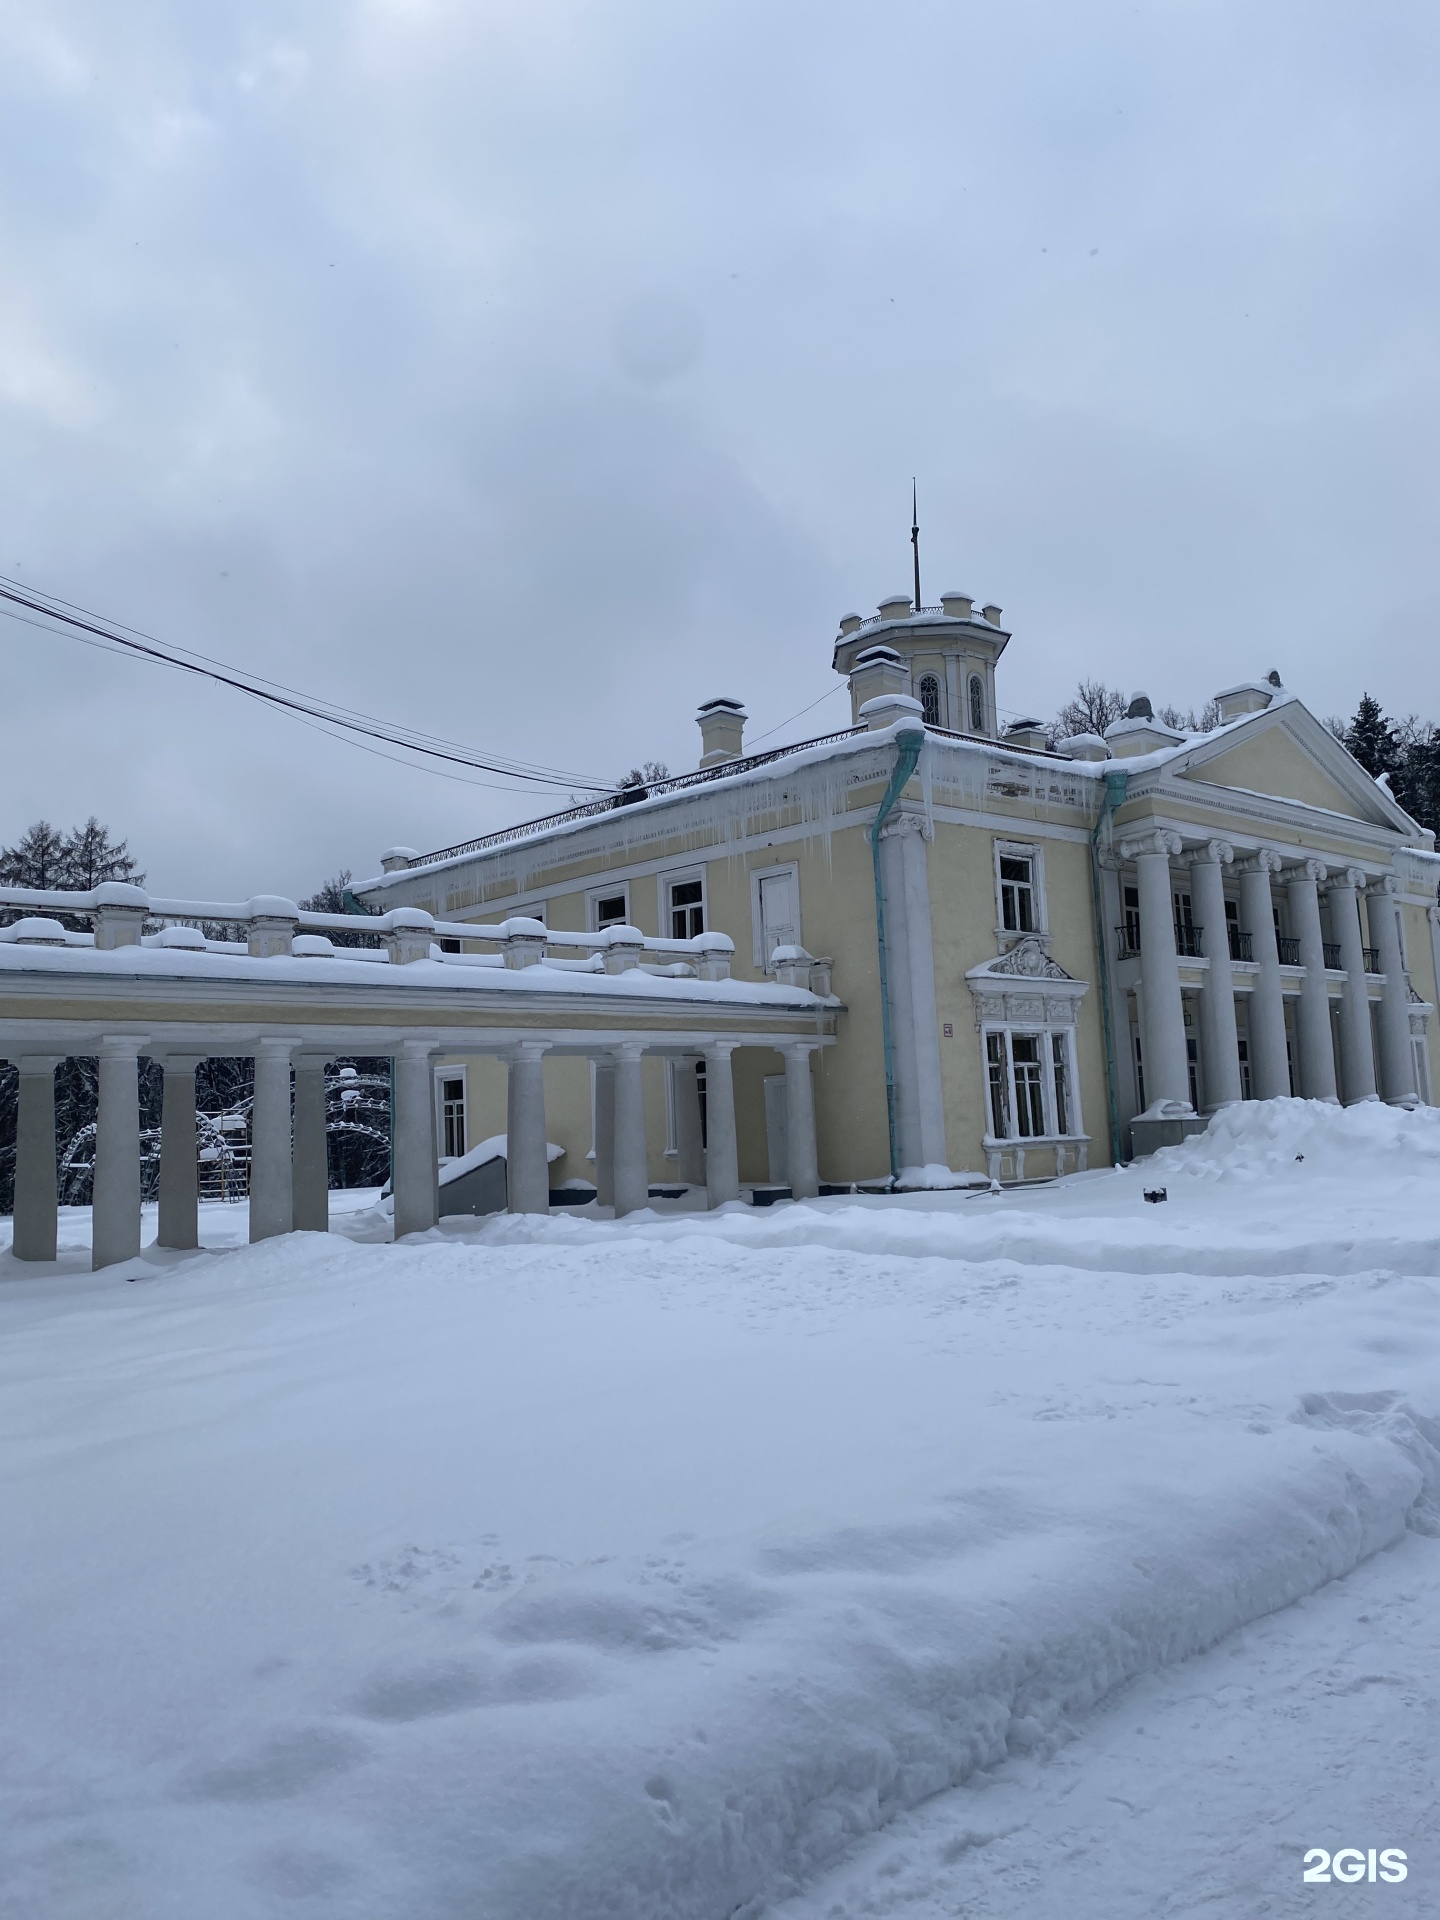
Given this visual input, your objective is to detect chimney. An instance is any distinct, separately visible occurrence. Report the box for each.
[848,644,909,722]
[1212,682,1274,723]
[876,592,914,623]
[696,697,747,768]
[837,612,864,636]
[1003,718,1050,752]
[380,847,418,874]
[981,603,1004,627]
[940,591,974,619]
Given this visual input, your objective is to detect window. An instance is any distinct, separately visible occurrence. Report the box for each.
[917,673,942,727]
[999,853,1036,933]
[667,875,704,940]
[1187,1036,1200,1111]
[1123,885,1142,954]
[1237,1035,1251,1100]
[1011,1035,1046,1137]
[969,674,985,733]
[1133,1029,1146,1110]
[440,1075,466,1159]
[752,865,800,968]
[1051,1033,1070,1136]
[590,890,629,931]
[986,1033,1010,1136]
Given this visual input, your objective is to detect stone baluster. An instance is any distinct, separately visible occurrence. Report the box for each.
[246,897,299,958]
[505,1042,551,1214]
[612,1043,649,1216]
[1237,851,1290,1098]
[1186,841,1242,1109]
[674,1056,707,1188]
[156,1053,205,1249]
[703,1041,740,1207]
[91,883,149,951]
[1326,867,1378,1103]
[1285,859,1338,1101]
[11,1054,62,1261]
[291,1057,330,1233]
[249,1039,296,1242]
[1368,877,1418,1106]
[93,1035,144,1270]
[782,1042,820,1198]
[1121,830,1191,1110]
[391,1041,439,1235]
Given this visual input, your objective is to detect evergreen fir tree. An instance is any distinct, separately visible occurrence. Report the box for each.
[0,820,70,890]
[1342,694,1398,777]
[63,818,144,890]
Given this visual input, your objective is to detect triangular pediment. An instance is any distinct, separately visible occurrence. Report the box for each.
[1169,701,1415,832]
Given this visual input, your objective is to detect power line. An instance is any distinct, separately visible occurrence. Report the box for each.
[0,574,612,793]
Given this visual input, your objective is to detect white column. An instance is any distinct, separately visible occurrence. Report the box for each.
[291,1057,330,1233]
[878,809,948,1170]
[249,1040,296,1242]
[92,1036,143,1270]
[156,1054,204,1249]
[12,1055,62,1262]
[1123,831,1191,1111]
[593,1060,616,1208]
[782,1043,820,1198]
[703,1041,740,1207]
[1238,851,1290,1099]
[1327,867,1378,1103]
[1368,877,1418,1106]
[674,1056,707,1188]
[505,1042,550,1215]
[392,1041,439,1235]
[612,1044,649,1217]
[1285,859,1339,1101]
[1187,842,1242,1110]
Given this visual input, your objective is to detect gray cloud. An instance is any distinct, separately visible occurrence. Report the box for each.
[2,0,1436,895]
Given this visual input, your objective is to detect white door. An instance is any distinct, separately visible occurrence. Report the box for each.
[758,870,799,967]
[763,1074,788,1185]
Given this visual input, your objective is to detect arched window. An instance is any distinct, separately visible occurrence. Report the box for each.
[968,674,985,733]
[917,673,941,727]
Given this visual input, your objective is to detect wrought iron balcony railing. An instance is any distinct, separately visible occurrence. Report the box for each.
[1323,942,1342,970]
[1362,946,1381,973]
[1276,936,1301,965]
[1227,927,1253,962]
[1115,925,1142,961]
[1174,924,1204,958]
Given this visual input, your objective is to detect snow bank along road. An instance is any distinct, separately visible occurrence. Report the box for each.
[2,1100,1438,1919]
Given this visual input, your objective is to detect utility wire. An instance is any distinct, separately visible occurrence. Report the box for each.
[0,574,612,792]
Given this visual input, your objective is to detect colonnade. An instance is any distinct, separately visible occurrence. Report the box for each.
[6,1033,823,1270]
[1119,834,1420,1113]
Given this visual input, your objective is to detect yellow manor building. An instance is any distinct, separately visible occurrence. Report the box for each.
[357,589,1440,1193]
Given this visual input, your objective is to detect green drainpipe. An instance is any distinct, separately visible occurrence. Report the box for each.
[1089,767,1129,1167]
[870,724,927,1186]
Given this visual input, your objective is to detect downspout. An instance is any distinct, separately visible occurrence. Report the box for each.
[1089,766,1129,1166]
[870,723,927,1186]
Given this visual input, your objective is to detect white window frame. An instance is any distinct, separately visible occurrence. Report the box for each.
[979,1023,1082,1143]
[586,883,630,932]
[994,839,1047,941]
[968,672,987,734]
[750,861,802,971]
[661,866,707,942]
[915,669,945,729]
[503,900,546,925]
[435,1064,467,1161]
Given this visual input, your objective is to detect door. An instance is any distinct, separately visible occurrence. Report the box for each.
[757,870,799,967]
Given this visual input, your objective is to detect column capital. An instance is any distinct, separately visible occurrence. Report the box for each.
[1120,829,1183,861]
[396,1035,442,1059]
[1237,848,1284,876]
[254,1034,303,1058]
[610,1040,646,1063]
[703,1037,739,1059]
[506,1038,550,1063]
[780,1038,819,1060]
[1329,865,1368,892]
[1185,838,1234,868]
[1285,857,1328,886]
[1367,874,1402,899]
[98,1032,149,1056]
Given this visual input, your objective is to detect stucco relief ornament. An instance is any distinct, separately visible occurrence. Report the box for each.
[990,934,1074,980]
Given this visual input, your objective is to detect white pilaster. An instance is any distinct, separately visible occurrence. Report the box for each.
[782,1043,820,1199]
[505,1042,551,1215]
[12,1055,61,1262]
[291,1058,330,1233]
[674,1056,707,1188]
[593,1060,616,1208]
[1285,859,1339,1101]
[612,1044,649,1217]
[93,1036,143,1270]
[1187,841,1242,1110]
[703,1042,740,1207]
[1238,852,1290,1098]
[156,1054,204,1249]
[1368,877,1418,1106]
[249,1040,296,1242]
[392,1041,439,1235]
[1327,867,1378,1103]
[1123,830,1191,1110]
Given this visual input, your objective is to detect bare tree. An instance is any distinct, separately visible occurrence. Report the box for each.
[1053,680,1128,739]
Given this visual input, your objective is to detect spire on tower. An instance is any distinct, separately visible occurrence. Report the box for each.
[910,479,921,612]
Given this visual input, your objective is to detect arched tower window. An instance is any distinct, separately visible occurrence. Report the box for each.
[968,673,985,733]
[917,674,941,727]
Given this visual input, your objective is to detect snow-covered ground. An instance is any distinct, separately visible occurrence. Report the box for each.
[2,1100,1437,1920]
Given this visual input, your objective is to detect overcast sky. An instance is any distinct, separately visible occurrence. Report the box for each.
[2,0,1437,899]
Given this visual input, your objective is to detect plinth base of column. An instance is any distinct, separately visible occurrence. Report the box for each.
[1128,1113,1209,1160]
